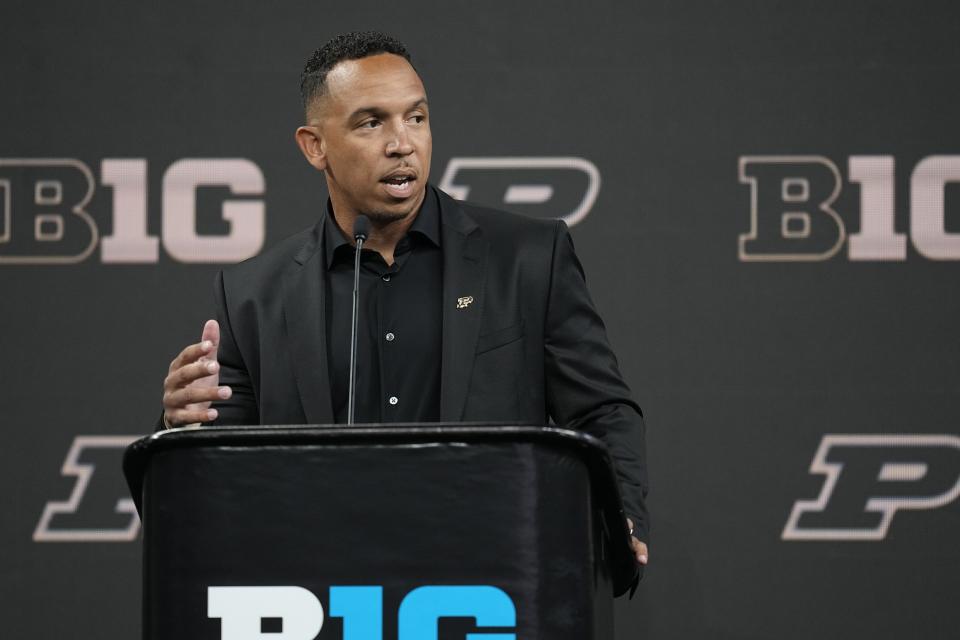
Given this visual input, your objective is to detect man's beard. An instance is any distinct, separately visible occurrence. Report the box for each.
[362,208,411,225]
[360,192,424,225]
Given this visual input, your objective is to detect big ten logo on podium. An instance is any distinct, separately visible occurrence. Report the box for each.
[0,158,265,265]
[738,155,960,261]
[208,585,517,640]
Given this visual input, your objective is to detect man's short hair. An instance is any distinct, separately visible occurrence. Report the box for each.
[300,31,412,112]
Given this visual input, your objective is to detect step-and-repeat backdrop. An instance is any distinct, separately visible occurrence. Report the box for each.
[2,1,958,638]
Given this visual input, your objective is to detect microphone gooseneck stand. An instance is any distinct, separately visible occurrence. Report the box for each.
[347,215,370,425]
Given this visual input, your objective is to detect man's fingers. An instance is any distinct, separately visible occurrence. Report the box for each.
[631,537,649,565]
[161,320,224,429]
[168,320,220,373]
[167,358,221,389]
[201,319,220,348]
[168,339,216,373]
[164,385,232,409]
[164,407,219,428]
[624,517,647,564]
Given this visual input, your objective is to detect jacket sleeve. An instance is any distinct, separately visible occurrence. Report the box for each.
[543,220,650,543]
[208,269,259,426]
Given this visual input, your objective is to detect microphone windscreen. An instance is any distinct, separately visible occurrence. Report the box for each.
[353,215,371,241]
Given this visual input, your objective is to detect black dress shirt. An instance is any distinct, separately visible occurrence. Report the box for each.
[324,190,443,423]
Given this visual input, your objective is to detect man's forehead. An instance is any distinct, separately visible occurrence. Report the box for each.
[324,53,425,106]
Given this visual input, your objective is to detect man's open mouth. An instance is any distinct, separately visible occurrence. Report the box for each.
[381,170,417,197]
[383,176,414,185]
[381,170,417,184]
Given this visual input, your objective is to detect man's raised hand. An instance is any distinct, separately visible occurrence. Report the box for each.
[162,319,232,428]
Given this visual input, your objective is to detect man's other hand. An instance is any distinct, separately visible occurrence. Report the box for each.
[626,518,649,565]
[161,319,232,428]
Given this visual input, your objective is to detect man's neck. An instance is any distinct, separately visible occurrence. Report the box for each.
[330,191,426,265]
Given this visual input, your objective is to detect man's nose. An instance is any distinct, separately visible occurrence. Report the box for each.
[385,122,414,156]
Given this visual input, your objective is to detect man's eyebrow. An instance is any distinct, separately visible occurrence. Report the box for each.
[347,97,429,121]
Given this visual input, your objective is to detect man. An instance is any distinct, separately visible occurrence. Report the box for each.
[161,31,649,567]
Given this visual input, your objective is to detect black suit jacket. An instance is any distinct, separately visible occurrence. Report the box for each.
[207,187,649,540]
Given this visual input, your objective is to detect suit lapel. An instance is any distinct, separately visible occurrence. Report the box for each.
[282,219,334,424]
[438,191,488,421]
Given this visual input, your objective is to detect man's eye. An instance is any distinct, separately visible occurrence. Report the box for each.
[360,120,380,129]
[409,114,426,124]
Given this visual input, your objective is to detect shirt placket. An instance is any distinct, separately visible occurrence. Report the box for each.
[380,261,401,419]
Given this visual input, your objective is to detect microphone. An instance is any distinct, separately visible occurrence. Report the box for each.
[347,215,370,424]
[353,215,370,243]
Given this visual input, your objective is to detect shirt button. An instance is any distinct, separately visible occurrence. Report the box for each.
[388,396,399,405]
[385,332,395,342]
[382,274,391,282]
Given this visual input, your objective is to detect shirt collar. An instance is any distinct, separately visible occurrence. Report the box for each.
[323,186,441,269]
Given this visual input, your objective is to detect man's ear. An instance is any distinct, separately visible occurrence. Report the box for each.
[294,125,327,172]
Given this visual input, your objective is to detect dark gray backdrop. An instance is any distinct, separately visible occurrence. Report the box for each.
[2,1,958,638]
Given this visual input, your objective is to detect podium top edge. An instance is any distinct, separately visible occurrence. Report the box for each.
[136,422,609,452]
[124,423,613,493]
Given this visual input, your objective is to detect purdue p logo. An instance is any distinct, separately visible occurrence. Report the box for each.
[439,156,600,226]
[783,434,960,541]
[34,436,141,542]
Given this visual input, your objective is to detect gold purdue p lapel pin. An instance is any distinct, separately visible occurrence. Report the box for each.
[456,296,474,310]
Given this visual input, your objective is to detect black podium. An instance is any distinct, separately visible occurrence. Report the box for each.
[124,424,639,639]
